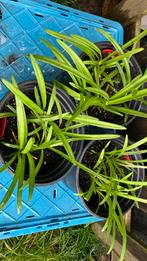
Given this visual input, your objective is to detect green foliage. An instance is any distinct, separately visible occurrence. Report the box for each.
[0,56,120,213]
[0,226,106,261]
[42,135,147,261]
[35,29,147,124]
[1,27,147,261]
[77,136,147,261]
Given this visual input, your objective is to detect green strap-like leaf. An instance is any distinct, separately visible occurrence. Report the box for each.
[30,55,47,110]
[19,150,44,191]
[41,38,79,86]
[55,81,80,100]
[57,39,93,81]
[0,154,17,173]
[50,147,109,183]
[21,137,35,154]
[33,55,108,99]
[117,135,128,158]
[45,126,53,143]
[117,192,147,204]
[34,86,41,108]
[0,142,19,149]
[2,78,43,114]
[126,137,147,151]
[107,105,147,118]
[0,112,15,118]
[94,141,111,169]
[107,87,147,105]
[122,30,147,50]
[17,154,25,214]
[63,132,119,141]
[13,77,28,150]
[84,180,95,201]
[64,114,126,130]
[27,153,36,201]
[35,150,44,175]
[101,48,143,67]
[50,122,75,160]
[27,113,69,124]
[45,29,99,59]
[110,73,147,100]
[115,202,127,261]
[72,34,102,58]
[98,28,131,83]
[28,126,42,137]
[54,83,63,126]
[46,83,56,115]
[0,155,20,210]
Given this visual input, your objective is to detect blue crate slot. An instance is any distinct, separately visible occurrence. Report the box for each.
[0,0,124,239]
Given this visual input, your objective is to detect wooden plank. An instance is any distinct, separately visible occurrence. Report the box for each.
[92,222,147,260]
[126,232,147,261]
[140,186,147,213]
[106,0,147,26]
[124,18,141,43]
[78,0,103,15]
[124,209,132,232]
[111,251,121,261]
[99,254,111,261]
[102,0,121,17]
[131,206,147,247]
[105,0,143,43]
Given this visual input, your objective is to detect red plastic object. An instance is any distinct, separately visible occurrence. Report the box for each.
[0,118,6,139]
[121,155,132,161]
[102,49,113,55]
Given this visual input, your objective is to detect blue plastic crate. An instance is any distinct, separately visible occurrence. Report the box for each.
[0,0,124,239]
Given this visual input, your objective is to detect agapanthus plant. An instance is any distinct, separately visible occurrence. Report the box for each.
[33,29,147,125]
[0,56,122,213]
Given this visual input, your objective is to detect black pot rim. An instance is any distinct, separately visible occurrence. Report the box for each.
[76,136,145,218]
[0,80,84,185]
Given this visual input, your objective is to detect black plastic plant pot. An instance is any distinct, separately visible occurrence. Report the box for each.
[82,42,143,127]
[64,128,116,192]
[76,136,145,218]
[0,81,84,185]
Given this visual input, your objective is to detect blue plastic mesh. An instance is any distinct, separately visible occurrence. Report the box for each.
[0,0,123,239]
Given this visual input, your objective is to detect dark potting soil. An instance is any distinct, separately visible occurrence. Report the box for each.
[79,140,133,217]
[0,90,67,182]
[87,105,114,122]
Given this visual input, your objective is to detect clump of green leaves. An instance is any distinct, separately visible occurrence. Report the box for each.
[78,135,147,261]
[34,29,147,124]
[0,55,123,213]
[38,133,147,260]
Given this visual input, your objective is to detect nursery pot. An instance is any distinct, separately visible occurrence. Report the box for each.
[0,81,84,185]
[82,42,143,127]
[64,127,116,192]
[76,136,145,218]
